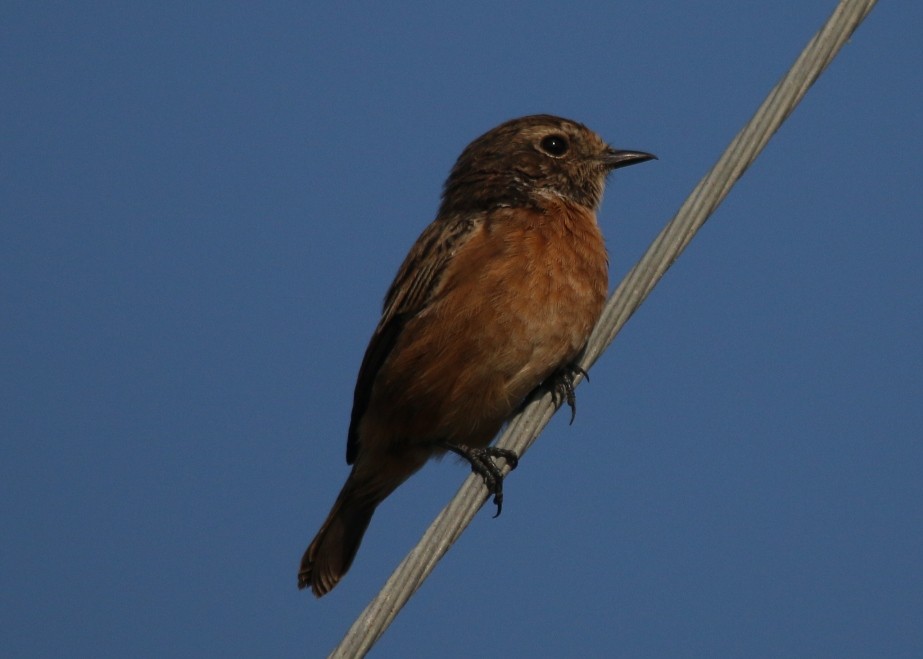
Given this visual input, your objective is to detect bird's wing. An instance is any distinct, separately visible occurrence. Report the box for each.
[346,214,480,464]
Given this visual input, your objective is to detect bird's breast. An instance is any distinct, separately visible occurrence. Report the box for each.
[366,202,608,448]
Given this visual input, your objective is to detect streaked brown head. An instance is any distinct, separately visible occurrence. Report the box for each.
[439,114,655,216]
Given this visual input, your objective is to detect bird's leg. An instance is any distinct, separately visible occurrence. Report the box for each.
[444,443,519,517]
[548,364,589,425]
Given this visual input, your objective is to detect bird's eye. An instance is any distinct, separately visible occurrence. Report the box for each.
[539,134,569,157]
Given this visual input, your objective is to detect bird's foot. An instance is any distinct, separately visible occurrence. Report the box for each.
[445,444,519,517]
[548,364,589,425]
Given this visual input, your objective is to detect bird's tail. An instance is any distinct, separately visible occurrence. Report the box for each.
[300,453,427,597]
[299,441,433,597]
[297,471,377,597]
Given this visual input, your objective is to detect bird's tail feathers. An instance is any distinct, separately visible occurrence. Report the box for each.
[298,469,391,597]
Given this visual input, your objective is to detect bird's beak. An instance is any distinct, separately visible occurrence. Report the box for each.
[602,148,657,170]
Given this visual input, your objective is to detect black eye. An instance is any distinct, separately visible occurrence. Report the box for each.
[539,134,569,157]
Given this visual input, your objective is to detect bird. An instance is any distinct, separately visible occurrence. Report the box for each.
[299,114,655,597]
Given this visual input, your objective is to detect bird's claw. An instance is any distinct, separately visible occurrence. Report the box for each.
[445,444,518,517]
[549,364,589,424]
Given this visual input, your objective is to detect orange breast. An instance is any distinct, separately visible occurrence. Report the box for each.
[363,201,608,451]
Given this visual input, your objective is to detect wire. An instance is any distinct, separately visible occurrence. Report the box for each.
[329,1,879,656]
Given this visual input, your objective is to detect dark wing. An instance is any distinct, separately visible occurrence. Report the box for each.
[346,214,479,464]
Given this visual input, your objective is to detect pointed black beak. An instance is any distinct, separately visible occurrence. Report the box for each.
[602,149,657,170]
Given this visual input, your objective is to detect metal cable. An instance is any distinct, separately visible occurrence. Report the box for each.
[329,1,878,655]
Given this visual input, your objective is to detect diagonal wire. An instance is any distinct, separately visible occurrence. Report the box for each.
[328,1,878,656]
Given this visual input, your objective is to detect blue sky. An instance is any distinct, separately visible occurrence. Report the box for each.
[3,2,921,657]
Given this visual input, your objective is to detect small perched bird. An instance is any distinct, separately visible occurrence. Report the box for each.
[299,114,655,596]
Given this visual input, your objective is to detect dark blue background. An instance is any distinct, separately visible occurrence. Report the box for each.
[3,2,920,657]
